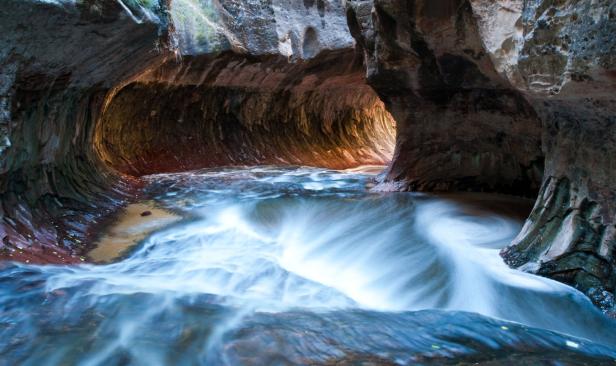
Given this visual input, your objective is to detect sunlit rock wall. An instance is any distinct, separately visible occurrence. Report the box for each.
[170,0,353,58]
[96,52,394,175]
[0,0,391,262]
[94,0,394,174]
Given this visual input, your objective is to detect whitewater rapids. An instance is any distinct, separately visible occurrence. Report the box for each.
[1,166,615,365]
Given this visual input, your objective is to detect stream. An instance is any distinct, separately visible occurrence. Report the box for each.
[1,166,616,365]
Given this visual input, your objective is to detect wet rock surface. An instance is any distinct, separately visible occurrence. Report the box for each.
[347,0,616,311]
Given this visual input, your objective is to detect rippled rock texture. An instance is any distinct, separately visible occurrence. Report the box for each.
[96,51,394,175]
[0,0,394,262]
[0,0,172,263]
[346,0,616,311]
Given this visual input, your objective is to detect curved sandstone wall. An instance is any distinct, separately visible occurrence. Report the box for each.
[0,0,394,263]
[0,0,172,263]
[347,0,616,312]
[96,52,394,175]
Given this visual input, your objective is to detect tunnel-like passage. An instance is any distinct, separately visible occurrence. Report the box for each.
[95,52,396,175]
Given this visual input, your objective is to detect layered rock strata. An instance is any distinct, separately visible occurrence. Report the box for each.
[346,0,544,196]
[0,0,171,263]
[0,0,393,262]
[96,51,394,175]
[347,0,616,311]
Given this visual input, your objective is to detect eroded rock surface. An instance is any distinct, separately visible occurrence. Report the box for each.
[92,0,394,176]
[347,0,616,311]
[0,0,392,262]
[501,0,616,313]
[171,0,354,58]
[347,0,544,196]
[0,0,171,263]
[96,51,394,174]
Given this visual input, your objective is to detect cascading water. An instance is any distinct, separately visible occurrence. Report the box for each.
[1,166,616,365]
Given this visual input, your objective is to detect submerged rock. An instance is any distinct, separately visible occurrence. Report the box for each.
[87,202,181,263]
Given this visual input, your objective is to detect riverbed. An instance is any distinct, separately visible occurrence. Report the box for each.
[1,166,615,365]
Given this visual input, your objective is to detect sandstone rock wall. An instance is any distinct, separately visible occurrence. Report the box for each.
[347,0,616,311]
[0,0,390,262]
[170,0,354,58]
[0,0,171,262]
[93,0,395,175]
[346,0,544,195]
[501,0,616,312]
[96,51,394,175]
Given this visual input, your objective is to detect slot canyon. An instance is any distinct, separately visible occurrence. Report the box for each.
[1,0,615,364]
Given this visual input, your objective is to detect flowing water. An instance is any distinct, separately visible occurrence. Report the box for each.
[1,166,616,365]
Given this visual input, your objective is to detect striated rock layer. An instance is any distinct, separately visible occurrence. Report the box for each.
[96,51,394,175]
[346,0,544,196]
[0,0,172,263]
[0,0,393,262]
[347,0,616,311]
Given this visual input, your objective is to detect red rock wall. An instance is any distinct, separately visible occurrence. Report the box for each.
[96,52,395,175]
